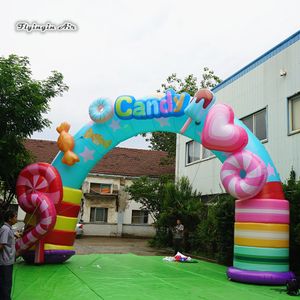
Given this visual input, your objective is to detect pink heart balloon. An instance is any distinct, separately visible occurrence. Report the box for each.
[202,104,248,153]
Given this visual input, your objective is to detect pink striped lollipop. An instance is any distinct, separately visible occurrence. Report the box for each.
[220,150,267,200]
[16,163,63,263]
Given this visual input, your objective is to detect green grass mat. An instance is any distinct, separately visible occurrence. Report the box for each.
[12,254,290,300]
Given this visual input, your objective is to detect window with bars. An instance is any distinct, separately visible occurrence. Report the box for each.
[288,93,300,134]
[131,210,149,224]
[90,207,108,223]
[241,108,267,141]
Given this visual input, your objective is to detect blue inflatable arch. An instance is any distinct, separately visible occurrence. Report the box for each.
[20,89,295,285]
[53,89,280,188]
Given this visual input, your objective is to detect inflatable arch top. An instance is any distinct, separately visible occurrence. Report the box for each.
[16,89,295,285]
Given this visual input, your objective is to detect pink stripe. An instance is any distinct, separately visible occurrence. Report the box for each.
[27,231,38,243]
[35,240,45,264]
[30,164,41,175]
[236,212,289,223]
[180,118,192,134]
[35,179,48,190]
[235,198,289,224]
[236,198,289,210]
[44,191,61,205]
[41,216,53,225]
[45,167,56,183]
[40,200,49,213]
[17,175,29,186]
[35,224,47,235]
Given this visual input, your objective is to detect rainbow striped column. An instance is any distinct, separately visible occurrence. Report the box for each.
[23,187,82,264]
[227,189,295,285]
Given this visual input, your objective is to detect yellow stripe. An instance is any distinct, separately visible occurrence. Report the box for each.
[235,222,289,232]
[30,244,75,251]
[24,187,81,226]
[54,215,77,232]
[63,187,82,205]
[44,243,75,250]
[235,237,289,248]
[24,214,78,230]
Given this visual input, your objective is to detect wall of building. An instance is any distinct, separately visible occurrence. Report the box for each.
[123,200,154,225]
[82,174,155,237]
[123,224,155,237]
[82,223,155,237]
[176,37,300,195]
[83,223,118,236]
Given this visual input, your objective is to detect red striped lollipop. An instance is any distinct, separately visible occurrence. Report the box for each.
[16,163,63,263]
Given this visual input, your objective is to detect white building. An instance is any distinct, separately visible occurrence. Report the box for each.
[176,30,300,196]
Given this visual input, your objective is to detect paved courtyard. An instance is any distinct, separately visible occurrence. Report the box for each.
[74,236,171,256]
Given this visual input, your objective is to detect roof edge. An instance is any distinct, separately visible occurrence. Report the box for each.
[212,29,300,93]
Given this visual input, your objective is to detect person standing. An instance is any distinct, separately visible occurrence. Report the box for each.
[172,219,184,255]
[0,210,18,300]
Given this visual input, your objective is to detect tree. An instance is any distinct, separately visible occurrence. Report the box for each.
[126,176,203,247]
[283,169,300,273]
[158,176,203,231]
[192,194,235,264]
[125,175,173,221]
[145,67,222,163]
[0,54,68,220]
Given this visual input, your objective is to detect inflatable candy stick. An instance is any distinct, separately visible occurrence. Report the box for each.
[180,89,215,134]
[56,122,80,166]
[16,163,63,263]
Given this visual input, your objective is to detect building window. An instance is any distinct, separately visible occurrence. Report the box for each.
[100,184,112,194]
[90,183,112,194]
[186,140,200,164]
[90,207,108,223]
[288,93,300,133]
[186,141,214,164]
[241,108,267,141]
[131,210,149,224]
[201,145,214,160]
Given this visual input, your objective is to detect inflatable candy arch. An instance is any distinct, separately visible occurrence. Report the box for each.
[16,88,295,284]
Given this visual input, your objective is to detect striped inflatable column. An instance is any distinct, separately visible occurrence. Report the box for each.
[227,182,295,284]
[23,187,82,264]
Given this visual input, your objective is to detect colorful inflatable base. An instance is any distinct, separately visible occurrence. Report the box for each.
[227,266,295,285]
[22,250,75,264]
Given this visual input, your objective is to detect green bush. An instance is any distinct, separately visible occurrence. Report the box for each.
[191,194,235,265]
[213,195,235,265]
[153,177,204,249]
[283,169,300,274]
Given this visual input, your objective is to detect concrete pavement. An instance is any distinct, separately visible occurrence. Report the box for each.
[74,236,171,256]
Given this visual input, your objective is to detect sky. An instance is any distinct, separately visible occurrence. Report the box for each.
[1,0,300,149]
